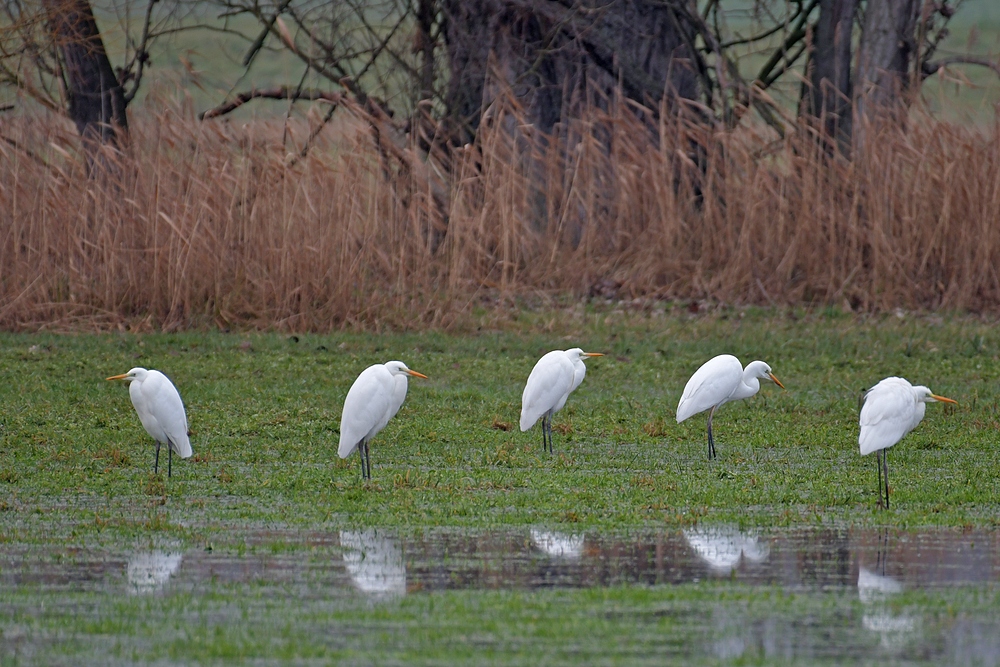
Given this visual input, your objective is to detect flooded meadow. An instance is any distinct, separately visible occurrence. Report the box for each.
[3,526,1000,664]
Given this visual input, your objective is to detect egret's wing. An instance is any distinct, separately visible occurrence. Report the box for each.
[676,355,743,423]
[520,352,575,431]
[385,374,409,423]
[128,381,159,441]
[859,379,914,456]
[141,371,192,458]
[339,366,393,458]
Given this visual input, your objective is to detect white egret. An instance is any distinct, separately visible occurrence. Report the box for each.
[676,355,784,459]
[519,348,604,453]
[859,377,957,509]
[107,368,192,477]
[339,361,427,480]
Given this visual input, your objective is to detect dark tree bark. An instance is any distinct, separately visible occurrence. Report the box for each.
[440,0,704,143]
[804,0,858,153]
[854,0,920,151]
[415,0,437,102]
[438,0,706,242]
[44,0,128,147]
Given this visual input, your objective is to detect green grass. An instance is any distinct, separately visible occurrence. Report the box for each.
[3,307,1000,664]
[1,307,998,549]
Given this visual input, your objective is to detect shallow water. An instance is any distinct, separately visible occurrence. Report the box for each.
[2,526,1000,664]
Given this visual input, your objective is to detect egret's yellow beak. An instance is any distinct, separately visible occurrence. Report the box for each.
[106,373,129,381]
[406,370,429,379]
[769,373,785,389]
[932,394,957,405]
[583,352,605,358]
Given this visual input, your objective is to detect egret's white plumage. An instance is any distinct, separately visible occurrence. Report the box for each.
[676,355,784,459]
[519,348,603,453]
[338,361,427,480]
[859,377,956,508]
[107,368,192,476]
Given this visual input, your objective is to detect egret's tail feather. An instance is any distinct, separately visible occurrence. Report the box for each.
[338,439,359,459]
[519,411,538,432]
[169,437,193,459]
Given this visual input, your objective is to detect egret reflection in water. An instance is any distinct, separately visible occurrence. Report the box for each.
[340,529,406,597]
[683,526,769,574]
[530,530,585,559]
[126,551,183,594]
[858,564,918,648]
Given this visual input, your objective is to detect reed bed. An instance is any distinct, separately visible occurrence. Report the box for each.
[1,100,999,331]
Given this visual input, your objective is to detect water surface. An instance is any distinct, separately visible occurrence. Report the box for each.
[2,526,999,664]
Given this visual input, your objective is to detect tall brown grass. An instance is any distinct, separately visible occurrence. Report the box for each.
[2,98,999,331]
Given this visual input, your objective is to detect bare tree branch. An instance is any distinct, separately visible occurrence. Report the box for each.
[922,55,1000,80]
[122,0,158,103]
[718,0,809,49]
[199,86,342,119]
[753,0,819,86]
[242,0,292,67]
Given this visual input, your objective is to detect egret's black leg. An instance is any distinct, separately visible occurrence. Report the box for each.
[876,450,884,509]
[883,449,890,510]
[549,414,556,454]
[154,442,161,475]
[363,441,372,480]
[168,446,173,478]
[358,443,366,479]
[706,406,718,460]
[542,414,552,454]
[546,414,554,454]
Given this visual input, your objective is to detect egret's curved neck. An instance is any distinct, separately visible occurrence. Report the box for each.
[729,368,762,401]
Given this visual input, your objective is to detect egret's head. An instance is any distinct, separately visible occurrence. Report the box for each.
[384,361,428,379]
[566,348,604,362]
[915,386,957,405]
[106,367,148,383]
[747,361,784,389]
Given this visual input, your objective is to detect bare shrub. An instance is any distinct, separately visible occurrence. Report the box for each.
[1,101,998,332]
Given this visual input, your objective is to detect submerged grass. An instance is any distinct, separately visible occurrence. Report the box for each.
[3,580,997,665]
[0,308,998,548]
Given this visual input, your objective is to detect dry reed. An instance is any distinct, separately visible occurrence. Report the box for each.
[1,99,999,332]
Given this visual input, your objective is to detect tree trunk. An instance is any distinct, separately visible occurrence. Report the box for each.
[439,0,706,241]
[441,0,704,142]
[805,0,858,153]
[854,0,920,152]
[44,0,128,148]
[416,0,437,102]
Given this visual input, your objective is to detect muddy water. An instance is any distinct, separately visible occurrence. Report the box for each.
[2,526,999,664]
